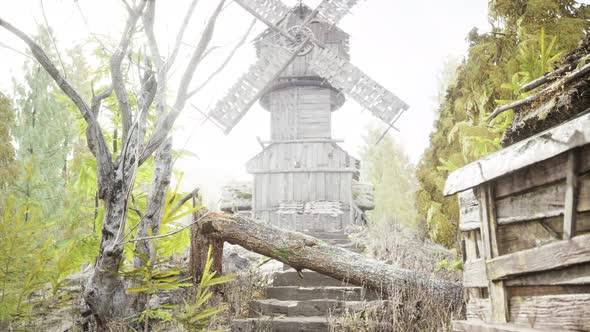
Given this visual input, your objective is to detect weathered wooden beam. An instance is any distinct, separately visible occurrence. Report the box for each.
[477,185,509,323]
[453,320,569,332]
[487,233,590,281]
[563,149,579,240]
[509,294,590,331]
[198,212,463,307]
[444,117,590,196]
[464,259,487,288]
[259,138,345,144]
[504,263,590,286]
[249,167,358,174]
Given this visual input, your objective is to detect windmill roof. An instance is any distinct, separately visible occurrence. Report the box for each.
[252,4,349,45]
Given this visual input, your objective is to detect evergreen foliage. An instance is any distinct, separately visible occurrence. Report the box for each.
[361,127,418,228]
[415,0,589,247]
[12,27,76,217]
[0,93,17,193]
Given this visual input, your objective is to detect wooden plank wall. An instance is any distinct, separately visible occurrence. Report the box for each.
[267,87,332,140]
[249,142,356,232]
[458,144,590,331]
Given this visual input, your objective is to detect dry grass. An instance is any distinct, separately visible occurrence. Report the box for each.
[332,219,465,331]
[220,267,270,320]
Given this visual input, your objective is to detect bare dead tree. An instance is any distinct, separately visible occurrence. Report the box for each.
[0,0,246,325]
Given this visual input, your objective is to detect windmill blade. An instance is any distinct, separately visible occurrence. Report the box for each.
[308,46,409,125]
[235,0,291,27]
[208,46,295,134]
[316,0,363,25]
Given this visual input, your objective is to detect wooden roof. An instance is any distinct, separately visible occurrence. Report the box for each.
[444,112,590,196]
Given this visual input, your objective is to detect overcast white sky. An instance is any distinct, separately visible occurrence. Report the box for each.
[0,0,490,205]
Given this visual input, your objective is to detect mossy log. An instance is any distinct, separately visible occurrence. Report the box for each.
[197,212,463,308]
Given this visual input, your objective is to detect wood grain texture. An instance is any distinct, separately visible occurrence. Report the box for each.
[564,150,579,239]
[464,259,487,288]
[487,233,590,281]
[494,153,568,199]
[505,263,590,286]
[466,297,491,322]
[509,294,590,331]
[465,231,479,260]
[495,181,566,225]
[477,185,509,323]
[497,219,560,255]
[453,320,568,332]
[460,189,481,230]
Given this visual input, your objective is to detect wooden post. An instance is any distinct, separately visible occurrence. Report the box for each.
[189,195,224,284]
[477,184,509,323]
[563,149,579,240]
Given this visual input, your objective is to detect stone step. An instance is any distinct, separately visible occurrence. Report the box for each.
[232,316,329,332]
[249,299,352,317]
[273,270,352,287]
[265,286,366,301]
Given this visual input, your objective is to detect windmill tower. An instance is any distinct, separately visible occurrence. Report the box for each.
[216,1,409,233]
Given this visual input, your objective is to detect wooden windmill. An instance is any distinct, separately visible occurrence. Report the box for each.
[215,0,409,233]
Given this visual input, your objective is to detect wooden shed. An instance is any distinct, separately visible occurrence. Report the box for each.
[444,40,590,331]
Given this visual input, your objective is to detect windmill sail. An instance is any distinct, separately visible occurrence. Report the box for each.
[208,46,293,134]
[308,46,409,125]
[316,0,362,25]
[235,0,291,26]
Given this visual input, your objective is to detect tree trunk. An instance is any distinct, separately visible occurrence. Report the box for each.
[189,196,223,284]
[84,183,130,326]
[198,213,463,308]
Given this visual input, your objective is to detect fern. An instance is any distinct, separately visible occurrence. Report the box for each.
[175,245,235,331]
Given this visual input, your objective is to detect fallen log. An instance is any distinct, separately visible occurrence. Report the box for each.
[198,212,463,308]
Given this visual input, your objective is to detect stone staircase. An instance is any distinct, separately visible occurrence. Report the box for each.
[232,232,373,332]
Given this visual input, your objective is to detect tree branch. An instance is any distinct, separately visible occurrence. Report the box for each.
[166,188,199,220]
[186,18,256,99]
[124,210,210,244]
[110,0,147,148]
[167,0,201,70]
[139,0,226,165]
[39,0,68,79]
[488,61,590,122]
[91,85,114,117]
[0,17,114,197]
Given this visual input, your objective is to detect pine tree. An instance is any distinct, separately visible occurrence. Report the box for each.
[0,92,17,193]
[12,27,75,217]
[361,127,417,227]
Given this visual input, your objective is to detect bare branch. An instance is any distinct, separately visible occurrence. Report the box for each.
[0,41,35,60]
[91,85,114,117]
[39,0,67,79]
[129,194,144,219]
[488,61,590,122]
[110,0,147,149]
[139,0,226,165]
[124,210,209,244]
[187,19,256,99]
[167,0,201,70]
[120,0,133,14]
[0,17,114,197]
[165,188,199,220]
